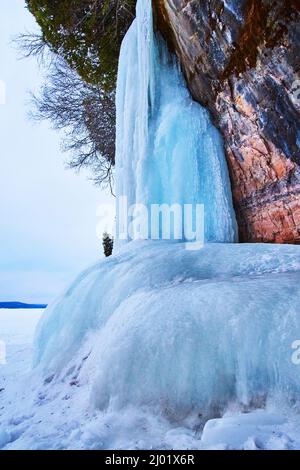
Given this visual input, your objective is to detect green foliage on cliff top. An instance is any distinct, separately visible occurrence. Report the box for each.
[25,0,136,90]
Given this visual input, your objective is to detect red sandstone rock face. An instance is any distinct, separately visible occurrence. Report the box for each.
[154,0,300,243]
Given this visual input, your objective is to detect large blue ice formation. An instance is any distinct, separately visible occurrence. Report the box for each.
[115,0,237,243]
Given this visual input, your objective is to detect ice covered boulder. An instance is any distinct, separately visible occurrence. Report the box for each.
[201,410,289,450]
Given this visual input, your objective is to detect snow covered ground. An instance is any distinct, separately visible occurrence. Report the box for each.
[1,242,300,450]
[0,309,42,390]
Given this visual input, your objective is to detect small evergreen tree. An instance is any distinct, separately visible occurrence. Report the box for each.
[102,232,114,257]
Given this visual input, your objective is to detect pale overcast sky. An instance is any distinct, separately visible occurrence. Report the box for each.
[0,1,114,303]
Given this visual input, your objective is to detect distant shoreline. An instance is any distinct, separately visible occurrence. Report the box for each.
[0,302,47,309]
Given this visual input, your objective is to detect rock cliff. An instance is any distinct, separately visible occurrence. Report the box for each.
[154,0,300,243]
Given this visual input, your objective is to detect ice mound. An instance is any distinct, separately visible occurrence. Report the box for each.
[34,241,300,418]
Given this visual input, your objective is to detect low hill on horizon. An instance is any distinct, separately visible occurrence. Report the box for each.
[0,302,47,309]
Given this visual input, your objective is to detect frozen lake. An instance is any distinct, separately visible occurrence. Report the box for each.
[0,308,43,346]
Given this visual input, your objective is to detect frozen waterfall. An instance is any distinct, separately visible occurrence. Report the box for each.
[115,0,237,243]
